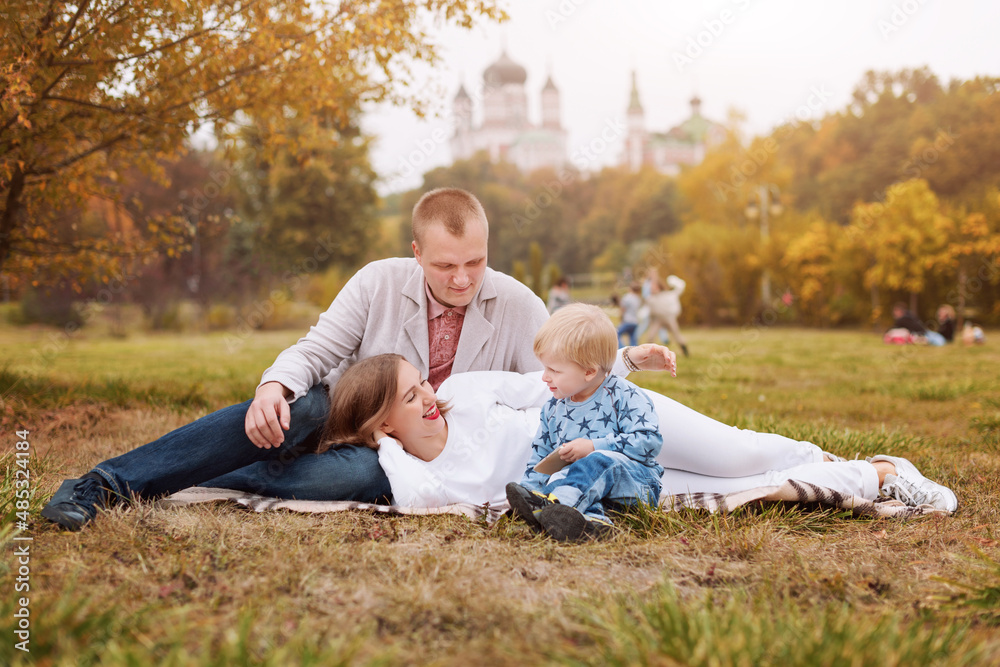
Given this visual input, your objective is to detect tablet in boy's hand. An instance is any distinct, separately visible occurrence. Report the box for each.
[533,448,569,475]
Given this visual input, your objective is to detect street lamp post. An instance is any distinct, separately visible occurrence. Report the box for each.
[744,184,782,308]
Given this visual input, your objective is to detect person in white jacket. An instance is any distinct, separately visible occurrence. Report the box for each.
[644,274,689,357]
[320,353,958,514]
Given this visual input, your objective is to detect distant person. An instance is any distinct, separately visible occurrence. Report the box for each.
[936,304,956,343]
[635,269,656,342]
[887,302,945,346]
[644,275,689,357]
[961,321,986,346]
[41,187,551,531]
[547,277,571,313]
[617,282,642,347]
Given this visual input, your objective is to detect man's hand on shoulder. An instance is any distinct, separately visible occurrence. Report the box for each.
[246,382,292,448]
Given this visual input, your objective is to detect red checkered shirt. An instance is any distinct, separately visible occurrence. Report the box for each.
[424,282,467,390]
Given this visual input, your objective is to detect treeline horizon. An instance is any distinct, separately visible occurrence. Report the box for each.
[8,67,999,332]
[396,67,1000,327]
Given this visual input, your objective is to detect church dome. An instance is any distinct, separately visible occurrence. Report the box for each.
[484,51,527,85]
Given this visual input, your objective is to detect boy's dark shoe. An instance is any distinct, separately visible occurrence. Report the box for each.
[505,482,558,533]
[537,503,613,542]
[40,472,110,531]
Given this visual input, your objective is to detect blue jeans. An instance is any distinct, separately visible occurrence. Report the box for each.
[617,322,638,347]
[925,331,946,346]
[542,451,661,522]
[92,384,392,503]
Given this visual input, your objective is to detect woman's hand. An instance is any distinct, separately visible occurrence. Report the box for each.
[627,344,677,377]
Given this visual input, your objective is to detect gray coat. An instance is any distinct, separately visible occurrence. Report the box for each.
[259,257,549,401]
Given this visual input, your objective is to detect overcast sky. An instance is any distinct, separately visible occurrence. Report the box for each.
[362,0,1000,194]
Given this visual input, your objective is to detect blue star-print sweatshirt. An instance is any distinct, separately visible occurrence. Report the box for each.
[520,374,664,491]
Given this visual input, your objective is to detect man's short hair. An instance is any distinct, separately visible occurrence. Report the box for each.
[411,187,489,244]
[533,303,618,374]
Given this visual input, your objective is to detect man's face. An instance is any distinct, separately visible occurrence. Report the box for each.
[412,221,488,308]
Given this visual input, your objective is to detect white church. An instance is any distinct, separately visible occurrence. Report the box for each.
[622,71,727,175]
[449,51,568,173]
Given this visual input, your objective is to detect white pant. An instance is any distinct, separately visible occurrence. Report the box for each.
[660,460,879,500]
[642,390,880,500]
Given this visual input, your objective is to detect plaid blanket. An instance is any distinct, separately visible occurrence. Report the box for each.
[159,479,950,522]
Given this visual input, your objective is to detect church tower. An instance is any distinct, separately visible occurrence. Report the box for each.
[450,83,473,162]
[541,74,561,130]
[624,71,646,170]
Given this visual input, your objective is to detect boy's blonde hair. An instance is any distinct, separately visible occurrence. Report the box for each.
[533,303,618,374]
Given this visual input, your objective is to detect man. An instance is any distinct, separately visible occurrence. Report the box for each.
[42,188,550,530]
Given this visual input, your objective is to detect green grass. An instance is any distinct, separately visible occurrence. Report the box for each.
[2,323,1000,665]
[1,326,300,411]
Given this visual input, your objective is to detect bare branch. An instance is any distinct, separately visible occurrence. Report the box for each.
[29,132,129,176]
[51,25,218,67]
[43,95,132,115]
[63,1,132,50]
[56,0,93,51]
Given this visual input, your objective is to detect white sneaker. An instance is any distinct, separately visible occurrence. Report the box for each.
[869,455,958,512]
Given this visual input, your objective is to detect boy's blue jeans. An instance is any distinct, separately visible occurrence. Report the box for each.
[92,384,392,503]
[542,451,661,522]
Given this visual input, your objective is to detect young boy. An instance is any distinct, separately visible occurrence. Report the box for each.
[506,303,664,541]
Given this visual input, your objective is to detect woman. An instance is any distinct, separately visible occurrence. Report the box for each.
[322,353,958,512]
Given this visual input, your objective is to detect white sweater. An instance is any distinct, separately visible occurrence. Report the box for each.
[376,370,550,507]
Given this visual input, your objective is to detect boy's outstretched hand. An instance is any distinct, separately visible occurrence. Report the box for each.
[626,344,677,377]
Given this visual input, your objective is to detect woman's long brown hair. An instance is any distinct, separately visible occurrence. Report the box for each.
[319,354,449,452]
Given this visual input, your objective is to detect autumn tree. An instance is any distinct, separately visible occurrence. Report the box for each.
[928,192,1000,323]
[0,0,503,288]
[851,179,951,315]
[227,114,378,287]
[122,149,237,323]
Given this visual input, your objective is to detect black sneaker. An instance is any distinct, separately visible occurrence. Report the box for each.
[40,472,110,531]
[537,504,613,542]
[505,482,558,533]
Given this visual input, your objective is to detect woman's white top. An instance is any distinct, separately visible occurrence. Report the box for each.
[376,370,552,507]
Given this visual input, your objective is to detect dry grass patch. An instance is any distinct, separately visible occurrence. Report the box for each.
[3,326,1000,665]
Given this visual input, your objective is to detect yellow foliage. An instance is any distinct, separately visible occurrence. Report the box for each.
[0,0,505,284]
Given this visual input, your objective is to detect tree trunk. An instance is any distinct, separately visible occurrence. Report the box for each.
[870,283,880,331]
[957,266,967,329]
[0,166,27,273]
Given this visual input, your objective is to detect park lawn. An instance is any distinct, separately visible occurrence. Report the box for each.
[2,324,1000,666]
